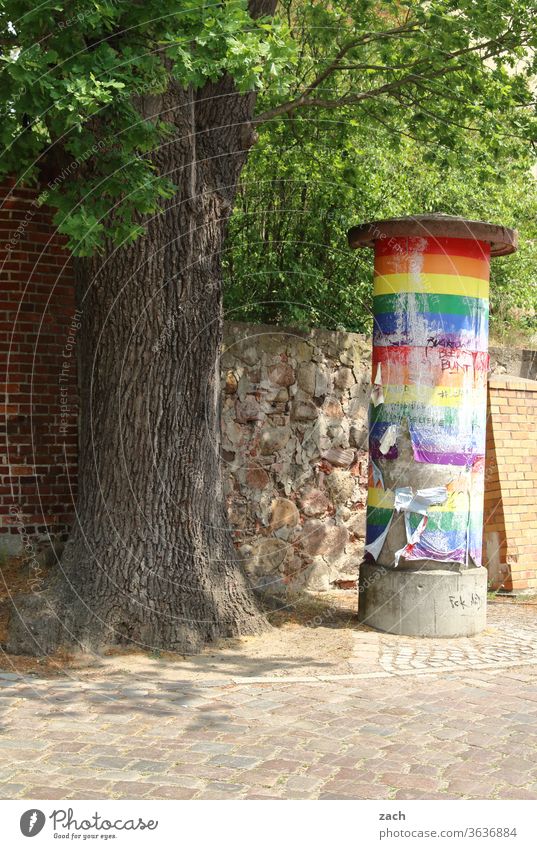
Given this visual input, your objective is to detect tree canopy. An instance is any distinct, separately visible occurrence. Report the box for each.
[225,105,537,338]
[223,0,537,339]
[1,0,536,262]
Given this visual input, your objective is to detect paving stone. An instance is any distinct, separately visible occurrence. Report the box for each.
[208,755,259,769]
[90,756,135,770]
[191,742,234,755]
[108,781,155,797]
[0,738,50,750]
[244,792,280,799]
[146,785,198,799]
[128,760,170,774]
[285,775,324,791]
[70,778,114,792]
[209,780,247,793]
[0,784,26,798]
[24,786,71,799]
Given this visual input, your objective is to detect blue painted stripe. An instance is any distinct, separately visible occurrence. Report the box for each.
[365,523,388,546]
[373,309,489,339]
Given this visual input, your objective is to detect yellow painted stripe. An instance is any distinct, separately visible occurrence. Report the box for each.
[373,272,489,299]
[368,487,470,513]
[382,384,487,408]
[375,253,490,281]
[371,364,487,390]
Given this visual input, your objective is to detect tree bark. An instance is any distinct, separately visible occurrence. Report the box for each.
[8,76,269,654]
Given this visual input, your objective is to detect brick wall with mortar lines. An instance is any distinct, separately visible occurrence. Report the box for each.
[484,376,537,592]
[0,182,78,553]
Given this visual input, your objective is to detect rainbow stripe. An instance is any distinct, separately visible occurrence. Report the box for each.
[373,272,489,300]
[367,236,490,567]
[374,252,490,280]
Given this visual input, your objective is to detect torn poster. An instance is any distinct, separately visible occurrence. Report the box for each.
[393,486,448,565]
[365,485,448,564]
[366,234,491,567]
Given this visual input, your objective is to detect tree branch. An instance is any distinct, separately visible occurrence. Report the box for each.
[292,23,421,100]
[254,29,526,126]
[254,63,466,124]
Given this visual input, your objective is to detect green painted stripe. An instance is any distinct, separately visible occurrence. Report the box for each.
[407,511,481,533]
[367,506,482,533]
[367,506,392,527]
[369,403,472,427]
[373,292,489,316]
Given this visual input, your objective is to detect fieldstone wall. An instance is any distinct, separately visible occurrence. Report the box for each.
[220,322,371,592]
[219,325,537,593]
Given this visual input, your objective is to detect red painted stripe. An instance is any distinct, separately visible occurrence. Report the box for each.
[372,345,489,376]
[375,236,491,262]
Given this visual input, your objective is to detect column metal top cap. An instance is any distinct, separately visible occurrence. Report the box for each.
[347,213,518,257]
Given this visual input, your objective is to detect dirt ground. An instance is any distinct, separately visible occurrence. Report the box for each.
[2,553,537,684]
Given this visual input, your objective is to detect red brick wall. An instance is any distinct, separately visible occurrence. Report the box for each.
[484,376,537,592]
[0,181,78,553]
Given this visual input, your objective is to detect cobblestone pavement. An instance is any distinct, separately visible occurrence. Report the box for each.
[1,601,537,800]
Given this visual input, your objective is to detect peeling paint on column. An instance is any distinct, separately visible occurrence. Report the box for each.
[366,234,492,567]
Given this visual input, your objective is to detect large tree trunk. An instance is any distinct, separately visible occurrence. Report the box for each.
[7,75,269,654]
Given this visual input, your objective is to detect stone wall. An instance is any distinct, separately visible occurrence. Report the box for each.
[220,323,371,591]
[219,327,537,593]
[489,347,537,381]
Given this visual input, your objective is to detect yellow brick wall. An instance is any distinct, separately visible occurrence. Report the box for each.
[484,376,537,591]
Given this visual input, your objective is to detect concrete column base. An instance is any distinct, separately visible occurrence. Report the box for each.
[358,562,487,637]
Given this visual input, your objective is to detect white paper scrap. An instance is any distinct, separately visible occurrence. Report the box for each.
[379,424,397,455]
[394,485,448,516]
[371,363,384,407]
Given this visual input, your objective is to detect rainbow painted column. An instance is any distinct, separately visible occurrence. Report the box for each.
[348,215,517,637]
